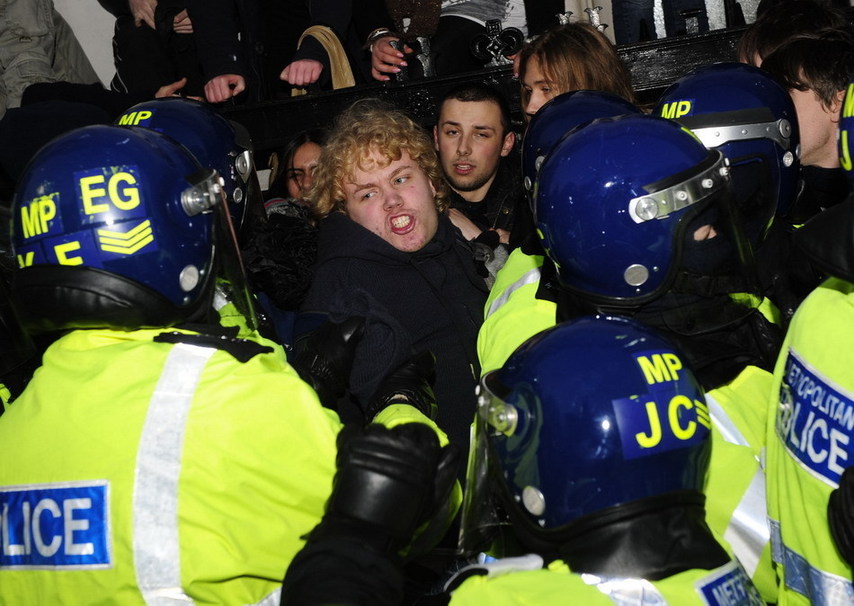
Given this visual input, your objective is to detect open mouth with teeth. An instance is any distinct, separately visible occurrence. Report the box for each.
[390,214,415,234]
[454,163,474,174]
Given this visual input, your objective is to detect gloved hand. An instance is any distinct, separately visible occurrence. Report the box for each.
[313,422,460,555]
[291,316,365,409]
[366,350,438,421]
[280,423,460,606]
[828,466,854,569]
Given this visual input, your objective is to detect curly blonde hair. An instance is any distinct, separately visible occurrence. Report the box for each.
[309,99,449,219]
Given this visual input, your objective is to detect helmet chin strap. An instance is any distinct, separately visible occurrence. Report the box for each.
[555,492,730,580]
[496,487,730,579]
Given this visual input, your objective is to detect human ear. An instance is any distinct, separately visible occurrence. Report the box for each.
[501,131,516,157]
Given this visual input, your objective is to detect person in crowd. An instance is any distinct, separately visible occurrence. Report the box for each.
[0,123,454,603]
[736,0,849,67]
[516,21,636,119]
[0,76,194,186]
[433,83,531,252]
[242,129,327,347]
[450,316,762,604]
[654,61,815,326]
[185,0,262,103]
[761,31,854,217]
[764,193,854,604]
[656,62,801,238]
[280,315,764,605]
[279,0,388,90]
[768,78,854,604]
[611,0,713,46]
[115,97,261,235]
[264,128,327,215]
[481,113,782,602]
[480,89,641,375]
[98,0,205,99]
[368,0,528,82]
[0,0,101,121]
[187,0,316,102]
[301,98,488,448]
[520,89,640,206]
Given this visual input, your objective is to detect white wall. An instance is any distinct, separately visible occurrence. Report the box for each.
[54,0,116,87]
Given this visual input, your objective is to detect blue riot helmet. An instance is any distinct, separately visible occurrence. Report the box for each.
[459,315,711,555]
[11,124,256,333]
[535,113,757,309]
[116,98,258,232]
[655,62,800,242]
[840,78,854,189]
[521,90,640,204]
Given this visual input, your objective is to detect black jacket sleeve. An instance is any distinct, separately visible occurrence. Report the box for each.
[187,0,247,80]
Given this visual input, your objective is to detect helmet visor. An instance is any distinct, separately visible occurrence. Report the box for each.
[183,169,258,331]
[458,373,519,556]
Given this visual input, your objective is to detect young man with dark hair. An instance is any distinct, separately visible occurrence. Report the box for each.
[434,83,533,249]
[762,30,854,219]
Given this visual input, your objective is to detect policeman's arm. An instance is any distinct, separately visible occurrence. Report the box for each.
[828,466,854,573]
[279,423,461,606]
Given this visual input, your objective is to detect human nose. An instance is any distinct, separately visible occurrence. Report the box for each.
[457,135,472,156]
[383,188,403,209]
[301,167,315,192]
[526,93,543,117]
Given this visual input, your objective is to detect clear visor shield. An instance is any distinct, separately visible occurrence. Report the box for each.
[686,112,795,233]
[181,169,258,331]
[631,151,760,305]
[228,120,258,233]
[675,181,760,304]
[227,148,256,232]
[458,374,519,556]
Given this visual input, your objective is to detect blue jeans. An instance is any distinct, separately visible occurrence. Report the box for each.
[612,0,656,44]
[611,0,710,44]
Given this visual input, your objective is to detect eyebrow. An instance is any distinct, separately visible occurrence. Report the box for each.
[348,164,414,195]
[441,120,497,132]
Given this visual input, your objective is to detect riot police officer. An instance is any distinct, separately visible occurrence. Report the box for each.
[0,124,452,603]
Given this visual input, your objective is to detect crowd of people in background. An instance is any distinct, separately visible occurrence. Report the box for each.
[0,0,853,604]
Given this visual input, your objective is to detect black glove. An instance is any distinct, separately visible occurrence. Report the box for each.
[291,316,365,409]
[366,350,438,421]
[317,423,458,553]
[829,466,854,569]
[280,423,461,606]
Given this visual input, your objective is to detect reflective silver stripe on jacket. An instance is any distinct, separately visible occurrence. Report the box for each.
[134,343,215,604]
[256,588,281,605]
[705,394,769,578]
[770,519,854,605]
[485,267,541,319]
[580,572,668,605]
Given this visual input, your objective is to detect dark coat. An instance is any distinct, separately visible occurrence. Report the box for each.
[301,211,488,448]
[447,157,534,250]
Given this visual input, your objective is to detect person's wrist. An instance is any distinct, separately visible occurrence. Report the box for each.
[365,27,397,50]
